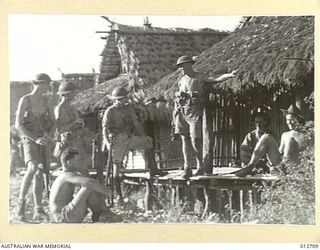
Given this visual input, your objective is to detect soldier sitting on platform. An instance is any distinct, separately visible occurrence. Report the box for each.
[235,107,281,177]
[102,87,163,204]
[279,104,307,163]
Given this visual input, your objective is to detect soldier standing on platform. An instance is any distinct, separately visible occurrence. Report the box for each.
[173,55,237,178]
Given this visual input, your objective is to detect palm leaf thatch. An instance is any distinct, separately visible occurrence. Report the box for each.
[73,73,173,123]
[99,16,229,90]
[148,16,314,101]
[73,74,128,112]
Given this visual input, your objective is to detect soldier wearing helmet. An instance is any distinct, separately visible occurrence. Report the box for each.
[279,104,307,163]
[54,81,91,176]
[174,55,237,178]
[15,73,55,221]
[235,106,281,177]
[102,86,163,204]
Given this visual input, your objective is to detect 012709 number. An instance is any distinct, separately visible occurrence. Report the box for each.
[300,244,319,248]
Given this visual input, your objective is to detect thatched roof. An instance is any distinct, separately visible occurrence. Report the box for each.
[98,16,229,88]
[73,73,173,123]
[74,17,230,113]
[148,16,314,100]
[73,74,128,112]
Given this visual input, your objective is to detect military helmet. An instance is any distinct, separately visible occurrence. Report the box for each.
[33,73,51,84]
[57,81,77,95]
[110,87,129,100]
[281,104,305,122]
[176,55,196,65]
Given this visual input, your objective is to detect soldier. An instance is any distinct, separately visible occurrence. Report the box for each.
[236,107,281,177]
[54,81,91,176]
[279,104,307,163]
[173,55,237,178]
[15,73,55,221]
[49,147,114,223]
[102,87,163,203]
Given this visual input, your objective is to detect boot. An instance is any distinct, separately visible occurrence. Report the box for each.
[182,167,193,179]
[33,207,49,221]
[15,199,26,221]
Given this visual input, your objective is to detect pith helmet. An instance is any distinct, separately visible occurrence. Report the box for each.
[281,104,304,121]
[57,81,77,95]
[176,55,196,65]
[109,87,129,100]
[33,73,51,84]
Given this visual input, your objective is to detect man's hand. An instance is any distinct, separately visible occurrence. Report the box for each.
[35,137,49,146]
[108,133,115,143]
[229,69,238,78]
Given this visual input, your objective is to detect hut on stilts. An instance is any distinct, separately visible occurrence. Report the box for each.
[147,16,314,170]
[73,16,230,169]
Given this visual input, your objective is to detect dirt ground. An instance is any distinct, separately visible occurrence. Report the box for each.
[9,173,98,224]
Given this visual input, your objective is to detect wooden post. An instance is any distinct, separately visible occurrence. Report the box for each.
[203,93,213,174]
[201,187,212,219]
[239,190,244,223]
[144,180,152,211]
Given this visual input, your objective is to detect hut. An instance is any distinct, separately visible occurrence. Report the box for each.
[73,17,230,168]
[147,16,314,168]
[61,72,99,90]
[97,16,229,89]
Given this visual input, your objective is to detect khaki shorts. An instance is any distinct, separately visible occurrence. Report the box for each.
[22,137,45,167]
[107,133,153,163]
[174,106,202,138]
[51,202,86,223]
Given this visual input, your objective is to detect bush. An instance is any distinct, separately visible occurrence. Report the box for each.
[241,122,315,224]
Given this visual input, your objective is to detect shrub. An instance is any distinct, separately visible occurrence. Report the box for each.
[241,122,315,224]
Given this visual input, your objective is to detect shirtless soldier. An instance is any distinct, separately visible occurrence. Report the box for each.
[15,73,55,221]
[54,81,90,176]
[50,147,112,223]
[279,104,307,163]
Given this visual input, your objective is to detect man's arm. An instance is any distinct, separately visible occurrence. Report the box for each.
[15,96,46,145]
[204,70,238,83]
[102,108,112,144]
[64,172,111,196]
[240,134,252,164]
[279,133,285,155]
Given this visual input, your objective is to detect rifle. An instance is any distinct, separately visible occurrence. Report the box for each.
[92,134,104,183]
[104,134,114,207]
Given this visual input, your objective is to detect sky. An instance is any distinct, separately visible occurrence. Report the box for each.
[8,15,242,81]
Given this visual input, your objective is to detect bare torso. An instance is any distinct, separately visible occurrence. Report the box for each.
[49,173,75,213]
[55,102,78,133]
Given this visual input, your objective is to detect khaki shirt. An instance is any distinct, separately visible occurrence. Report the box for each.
[102,104,143,136]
